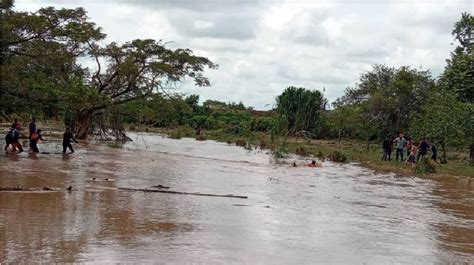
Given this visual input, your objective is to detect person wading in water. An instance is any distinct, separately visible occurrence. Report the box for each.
[29,129,44,153]
[63,128,78,153]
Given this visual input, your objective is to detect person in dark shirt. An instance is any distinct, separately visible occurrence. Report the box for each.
[5,120,21,151]
[62,128,78,153]
[382,136,392,161]
[417,137,430,162]
[28,117,37,138]
[10,124,23,152]
[29,129,44,153]
[431,144,438,163]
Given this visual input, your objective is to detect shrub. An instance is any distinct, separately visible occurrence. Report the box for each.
[295,146,308,156]
[235,139,247,147]
[107,142,123,148]
[258,138,270,149]
[251,117,275,132]
[169,129,182,139]
[328,151,347,162]
[413,157,436,175]
[195,135,207,141]
[317,151,324,159]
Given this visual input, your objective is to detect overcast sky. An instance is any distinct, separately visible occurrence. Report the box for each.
[16,0,472,109]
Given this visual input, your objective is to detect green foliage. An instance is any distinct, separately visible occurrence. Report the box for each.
[270,114,289,157]
[413,157,437,175]
[107,142,123,149]
[452,12,474,52]
[439,13,474,103]
[275,86,327,137]
[251,117,274,132]
[316,151,325,159]
[191,115,217,130]
[295,146,309,156]
[336,65,435,138]
[410,90,472,162]
[327,105,361,140]
[328,151,347,162]
[1,6,104,118]
[195,134,207,141]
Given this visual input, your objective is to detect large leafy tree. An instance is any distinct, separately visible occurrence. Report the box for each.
[438,13,474,164]
[439,13,473,102]
[275,86,327,137]
[75,39,217,138]
[410,91,471,163]
[1,3,104,118]
[1,3,217,139]
[337,65,435,137]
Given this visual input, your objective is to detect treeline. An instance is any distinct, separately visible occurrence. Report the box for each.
[120,94,275,134]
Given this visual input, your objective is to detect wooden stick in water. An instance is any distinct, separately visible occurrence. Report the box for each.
[118,187,248,199]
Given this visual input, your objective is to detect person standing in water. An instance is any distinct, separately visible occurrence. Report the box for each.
[9,124,23,152]
[28,117,37,138]
[62,128,78,153]
[29,129,44,153]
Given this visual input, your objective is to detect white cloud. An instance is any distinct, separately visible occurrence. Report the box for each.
[14,0,473,109]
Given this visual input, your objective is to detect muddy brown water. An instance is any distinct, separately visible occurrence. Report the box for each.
[1,133,473,263]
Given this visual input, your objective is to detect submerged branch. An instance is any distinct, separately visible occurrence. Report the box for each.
[118,187,248,199]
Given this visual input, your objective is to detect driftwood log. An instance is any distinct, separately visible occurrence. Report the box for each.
[0,186,56,192]
[118,187,248,199]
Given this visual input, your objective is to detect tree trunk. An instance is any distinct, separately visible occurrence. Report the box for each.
[440,142,447,164]
[470,143,474,166]
[338,130,342,149]
[74,108,95,139]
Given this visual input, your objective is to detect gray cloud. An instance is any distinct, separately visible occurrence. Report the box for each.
[166,11,258,40]
[14,0,473,109]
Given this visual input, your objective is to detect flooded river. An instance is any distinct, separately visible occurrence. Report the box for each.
[1,133,473,263]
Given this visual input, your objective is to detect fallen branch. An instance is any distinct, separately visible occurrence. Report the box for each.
[151,185,170,189]
[118,187,248,199]
[0,186,72,192]
[0,186,56,192]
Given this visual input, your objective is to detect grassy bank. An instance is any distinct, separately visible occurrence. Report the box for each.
[149,126,474,179]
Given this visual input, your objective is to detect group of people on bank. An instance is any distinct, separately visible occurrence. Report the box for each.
[382,133,437,164]
[4,117,78,154]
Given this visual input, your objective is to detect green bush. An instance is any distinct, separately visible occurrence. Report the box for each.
[295,146,309,156]
[235,139,247,147]
[413,157,437,175]
[251,117,275,132]
[317,151,324,159]
[195,134,207,141]
[107,142,123,148]
[169,129,182,139]
[328,151,347,162]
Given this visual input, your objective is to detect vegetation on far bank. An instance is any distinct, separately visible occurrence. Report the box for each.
[134,125,471,179]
